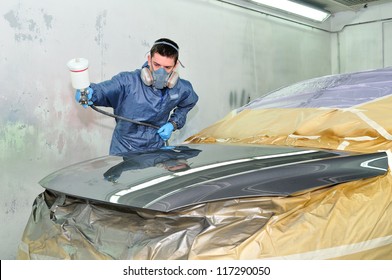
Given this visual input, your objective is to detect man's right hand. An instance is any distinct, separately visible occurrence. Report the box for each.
[75,87,94,108]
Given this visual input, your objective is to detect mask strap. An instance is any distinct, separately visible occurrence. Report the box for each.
[177,60,185,68]
[152,41,179,52]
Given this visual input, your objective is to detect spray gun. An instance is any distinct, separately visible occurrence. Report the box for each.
[67,58,169,146]
[67,58,91,106]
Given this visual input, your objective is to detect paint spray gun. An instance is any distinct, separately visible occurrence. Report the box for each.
[66,58,169,145]
[67,58,91,106]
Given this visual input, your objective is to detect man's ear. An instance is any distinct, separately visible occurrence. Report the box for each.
[173,60,179,72]
[147,54,152,68]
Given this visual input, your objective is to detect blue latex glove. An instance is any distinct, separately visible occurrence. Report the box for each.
[157,122,174,141]
[75,87,93,108]
[160,145,176,150]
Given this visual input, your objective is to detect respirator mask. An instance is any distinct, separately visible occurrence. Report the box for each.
[140,41,182,89]
[141,63,179,89]
[152,67,175,89]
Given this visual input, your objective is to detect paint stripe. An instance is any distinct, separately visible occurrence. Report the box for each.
[109,150,321,204]
[177,150,319,176]
[109,175,175,203]
[360,156,388,171]
[69,68,88,73]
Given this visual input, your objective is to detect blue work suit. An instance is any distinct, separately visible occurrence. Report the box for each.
[90,63,199,155]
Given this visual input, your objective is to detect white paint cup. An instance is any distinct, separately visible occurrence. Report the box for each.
[67,58,90,90]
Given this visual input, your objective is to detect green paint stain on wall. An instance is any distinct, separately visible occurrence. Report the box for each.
[0,122,36,158]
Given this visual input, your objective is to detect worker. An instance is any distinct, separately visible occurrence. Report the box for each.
[75,38,199,155]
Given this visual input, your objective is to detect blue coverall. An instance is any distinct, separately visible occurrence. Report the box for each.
[90,63,199,155]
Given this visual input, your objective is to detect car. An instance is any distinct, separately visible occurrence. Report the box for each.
[18,67,392,260]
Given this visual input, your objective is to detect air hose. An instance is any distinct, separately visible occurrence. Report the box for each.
[91,105,159,129]
[90,105,169,146]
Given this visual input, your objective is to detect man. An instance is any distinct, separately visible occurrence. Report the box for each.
[75,38,199,155]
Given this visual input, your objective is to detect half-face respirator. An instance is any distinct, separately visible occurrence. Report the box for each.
[140,66,179,89]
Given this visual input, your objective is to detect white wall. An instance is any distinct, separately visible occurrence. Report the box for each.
[0,0,334,259]
[330,2,392,73]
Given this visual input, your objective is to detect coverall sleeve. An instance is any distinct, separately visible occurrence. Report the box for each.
[169,81,199,130]
[90,72,129,109]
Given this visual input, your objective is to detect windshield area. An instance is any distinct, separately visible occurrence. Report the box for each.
[238,67,392,111]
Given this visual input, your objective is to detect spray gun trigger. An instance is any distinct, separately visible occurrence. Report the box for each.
[79,89,89,105]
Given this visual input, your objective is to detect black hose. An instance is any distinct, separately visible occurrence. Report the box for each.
[90,105,169,146]
[91,105,159,129]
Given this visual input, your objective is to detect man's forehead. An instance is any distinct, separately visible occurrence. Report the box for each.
[151,53,175,66]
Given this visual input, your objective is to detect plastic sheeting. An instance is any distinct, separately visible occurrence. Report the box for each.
[17,172,392,260]
[18,68,392,259]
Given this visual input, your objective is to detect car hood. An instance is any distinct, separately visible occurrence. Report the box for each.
[39,143,388,212]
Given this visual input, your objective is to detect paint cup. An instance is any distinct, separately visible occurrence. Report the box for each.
[67,58,90,90]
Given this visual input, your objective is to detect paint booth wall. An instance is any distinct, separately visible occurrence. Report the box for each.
[0,0,332,259]
[330,2,392,73]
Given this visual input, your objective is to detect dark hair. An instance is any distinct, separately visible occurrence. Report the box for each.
[150,38,179,64]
